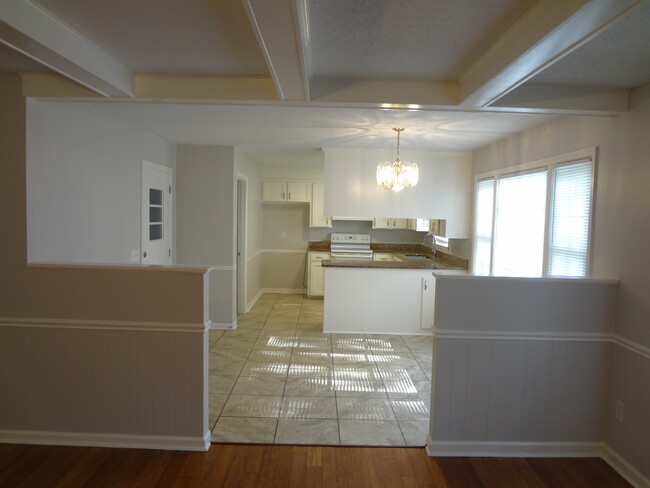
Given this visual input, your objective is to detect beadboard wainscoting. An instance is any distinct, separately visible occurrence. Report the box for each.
[427,275,649,488]
[0,318,210,451]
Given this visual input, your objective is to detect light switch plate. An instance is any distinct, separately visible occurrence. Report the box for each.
[130,250,140,263]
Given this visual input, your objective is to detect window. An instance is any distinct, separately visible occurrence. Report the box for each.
[473,152,595,277]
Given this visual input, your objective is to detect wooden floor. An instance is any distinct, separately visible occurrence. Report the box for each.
[0,443,632,488]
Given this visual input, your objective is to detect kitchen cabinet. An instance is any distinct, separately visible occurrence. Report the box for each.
[372,218,408,229]
[310,182,331,228]
[408,218,430,232]
[308,251,330,297]
[262,181,311,203]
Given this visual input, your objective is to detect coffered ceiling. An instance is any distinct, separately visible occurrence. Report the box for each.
[1,0,648,152]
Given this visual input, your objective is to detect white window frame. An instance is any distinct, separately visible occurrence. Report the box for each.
[472,147,597,277]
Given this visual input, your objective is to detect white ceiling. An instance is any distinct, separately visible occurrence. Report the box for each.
[1,0,649,155]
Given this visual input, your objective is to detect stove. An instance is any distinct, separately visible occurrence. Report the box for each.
[330,233,373,260]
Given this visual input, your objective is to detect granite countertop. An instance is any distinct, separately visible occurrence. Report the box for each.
[309,241,469,271]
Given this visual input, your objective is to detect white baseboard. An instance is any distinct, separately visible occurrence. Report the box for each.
[425,437,601,458]
[0,429,211,452]
[246,290,264,312]
[209,321,236,330]
[601,444,650,488]
[260,288,306,295]
[425,438,649,488]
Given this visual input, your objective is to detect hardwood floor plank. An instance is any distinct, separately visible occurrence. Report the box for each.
[0,443,634,488]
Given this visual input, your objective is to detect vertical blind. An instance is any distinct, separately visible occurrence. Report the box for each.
[473,178,494,275]
[492,169,548,277]
[549,160,593,276]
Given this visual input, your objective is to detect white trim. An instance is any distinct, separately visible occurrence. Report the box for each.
[260,248,309,254]
[247,249,263,262]
[433,327,611,343]
[0,317,207,333]
[259,287,306,294]
[602,444,650,488]
[433,274,618,285]
[209,265,237,271]
[612,334,650,360]
[425,438,601,458]
[0,429,210,452]
[210,321,237,331]
[247,289,264,312]
[323,327,431,336]
[26,262,211,274]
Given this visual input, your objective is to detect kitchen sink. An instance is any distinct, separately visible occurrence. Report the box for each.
[403,254,431,260]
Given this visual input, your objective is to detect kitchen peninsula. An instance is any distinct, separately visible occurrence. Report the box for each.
[321,244,468,335]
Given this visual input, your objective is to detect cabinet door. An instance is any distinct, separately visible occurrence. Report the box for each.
[308,253,329,297]
[391,218,408,229]
[310,182,331,228]
[287,182,311,202]
[262,181,287,202]
[372,218,391,229]
[420,276,435,330]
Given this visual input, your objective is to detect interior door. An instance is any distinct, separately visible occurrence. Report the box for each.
[141,160,172,265]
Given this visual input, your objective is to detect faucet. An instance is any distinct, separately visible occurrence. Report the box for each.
[422,233,438,258]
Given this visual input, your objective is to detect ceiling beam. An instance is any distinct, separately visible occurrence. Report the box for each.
[0,0,133,97]
[134,75,279,101]
[243,0,308,101]
[458,0,643,109]
[491,84,629,115]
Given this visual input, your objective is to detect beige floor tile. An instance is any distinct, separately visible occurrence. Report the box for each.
[336,398,396,420]
[291,349,333,365]
[212,417,278,444]
[275,293,304,305]
[280,396,338,419]
[334,378,388,399]
[295,337,331,349]
[210,347,251,362]
[284,377,335,397]
[390,399,430,421]
[232,375,286,396]
[247,348,292,363]
[240,361,290,378]
[377,364,429,382]
[287,363,333,378]
[339,420,405,446]
[221,394,283,418]
[209,393,229,417]
[398,420,429,446]
[209,374,238,394]
[371,352,419,366]
[384,379,431,400]
[296,322,323,331]
[209,359,245,376]
[275,419,339,445]
[333,365,381,381]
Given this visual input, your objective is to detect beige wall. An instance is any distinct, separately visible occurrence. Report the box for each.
[0,75,209,450]
[472,82,650,481]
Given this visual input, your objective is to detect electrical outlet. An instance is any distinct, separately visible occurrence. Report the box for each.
[615,400,624,422]
[281,231,286,238]
[130,250,140,263]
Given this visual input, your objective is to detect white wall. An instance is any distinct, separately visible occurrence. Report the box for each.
[472,82,650,482]
[323,148,472,237]
[26,100,176,264]
[234,148,263,310]
[176,145,237,327]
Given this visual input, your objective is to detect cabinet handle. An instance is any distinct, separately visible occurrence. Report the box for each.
[282,192,286,199]
[424,280,428,290]
[288,192,291,200]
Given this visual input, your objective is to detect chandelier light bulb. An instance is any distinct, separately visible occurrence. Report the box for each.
[376,128,419,191]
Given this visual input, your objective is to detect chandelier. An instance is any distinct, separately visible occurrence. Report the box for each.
[376,128,419,192]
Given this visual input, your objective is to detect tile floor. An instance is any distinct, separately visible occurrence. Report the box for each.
[209,293,433,446]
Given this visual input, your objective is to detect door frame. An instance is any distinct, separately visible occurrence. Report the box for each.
[141,159,173,265]
[236,174,248,314]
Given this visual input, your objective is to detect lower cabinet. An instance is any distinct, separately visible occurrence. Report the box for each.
[307,252,330,297]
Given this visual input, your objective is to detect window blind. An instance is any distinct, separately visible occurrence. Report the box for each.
[473,178,494,274]
[493,170,547,277]
[549,160,593,276]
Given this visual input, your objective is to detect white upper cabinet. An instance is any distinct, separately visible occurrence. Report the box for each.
[262,181,311,203]
[372,218,407,229]
[323,148,472,237]
[310,182,331,228]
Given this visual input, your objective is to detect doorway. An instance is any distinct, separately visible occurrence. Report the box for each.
[236,175,248,314]
[141,160,173,265]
